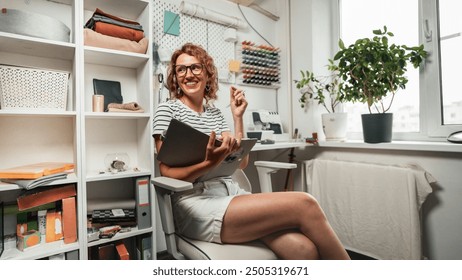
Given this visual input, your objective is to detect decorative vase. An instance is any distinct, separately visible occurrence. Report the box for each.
[361,113,393,143]
[321,113,348,141]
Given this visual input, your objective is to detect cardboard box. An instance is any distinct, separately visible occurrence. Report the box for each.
[17,230,41,251]
[45,210,63,243]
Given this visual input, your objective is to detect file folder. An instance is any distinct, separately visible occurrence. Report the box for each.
[135,177,151,229]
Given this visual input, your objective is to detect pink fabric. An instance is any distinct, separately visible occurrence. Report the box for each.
[84,28,148,54]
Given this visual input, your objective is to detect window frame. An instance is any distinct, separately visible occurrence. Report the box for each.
[334,0,462,141]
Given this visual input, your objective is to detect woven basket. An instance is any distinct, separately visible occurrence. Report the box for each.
[0,65,69,111]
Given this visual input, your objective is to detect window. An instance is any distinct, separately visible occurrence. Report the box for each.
[338,0,462,140]
[439,0,462,126]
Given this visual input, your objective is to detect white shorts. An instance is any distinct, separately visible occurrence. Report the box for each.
[172,177,251,244]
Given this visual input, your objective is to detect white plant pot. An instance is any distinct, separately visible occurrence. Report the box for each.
[321,113,348,141]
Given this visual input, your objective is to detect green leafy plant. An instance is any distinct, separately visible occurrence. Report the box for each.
[294,60,344,113]
[332,26,427,114]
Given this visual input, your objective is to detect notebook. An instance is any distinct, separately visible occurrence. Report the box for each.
[157,119,257,181]
[93,79,123,111]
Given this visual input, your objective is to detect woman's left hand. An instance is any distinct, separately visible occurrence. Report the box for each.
[229,86,247,118]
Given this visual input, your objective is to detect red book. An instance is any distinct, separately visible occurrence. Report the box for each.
[116,241,130,260]
[17,184,76,211]
[62,196,77,244]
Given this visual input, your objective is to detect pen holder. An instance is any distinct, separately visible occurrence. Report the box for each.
[92,95,104,112]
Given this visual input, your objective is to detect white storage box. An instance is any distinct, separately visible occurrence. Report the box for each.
[0,65,69,111]
[0,8,71,42]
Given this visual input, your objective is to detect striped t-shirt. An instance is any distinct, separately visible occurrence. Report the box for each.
[152,99,230,137]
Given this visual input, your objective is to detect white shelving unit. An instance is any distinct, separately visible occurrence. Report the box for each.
[0,0,155,260]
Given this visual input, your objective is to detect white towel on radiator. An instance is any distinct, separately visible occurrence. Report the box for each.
[304,159,435,260]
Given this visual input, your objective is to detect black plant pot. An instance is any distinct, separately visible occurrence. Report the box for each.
[361,113,393,143]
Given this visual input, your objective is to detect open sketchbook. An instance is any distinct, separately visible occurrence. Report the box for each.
[157,119,257,181]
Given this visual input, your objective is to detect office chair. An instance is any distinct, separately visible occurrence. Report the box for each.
[152,160,297,260]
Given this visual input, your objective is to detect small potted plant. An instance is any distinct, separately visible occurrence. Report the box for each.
[332,26,427,143]
[294,60,348,141]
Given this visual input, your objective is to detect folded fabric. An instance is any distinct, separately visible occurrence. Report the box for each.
[85,8,143,30]
[89,14,143,31]
[2,172,68,190]
[107,102,144,113]
[84,28,148,54]
[93,21,145,42]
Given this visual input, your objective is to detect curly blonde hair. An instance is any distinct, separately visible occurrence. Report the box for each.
[166,43,219,102]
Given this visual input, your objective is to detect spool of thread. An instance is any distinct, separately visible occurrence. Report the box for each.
[92,95,104,112]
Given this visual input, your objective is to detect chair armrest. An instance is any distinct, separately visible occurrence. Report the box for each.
[254,161,297,170]
[152,176,193,192]
[254,161,297,193]
[152,176,193,260]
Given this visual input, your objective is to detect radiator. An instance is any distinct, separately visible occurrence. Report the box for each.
[304,159,435,260]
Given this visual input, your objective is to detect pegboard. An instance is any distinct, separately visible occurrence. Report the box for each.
[152,0,235,70]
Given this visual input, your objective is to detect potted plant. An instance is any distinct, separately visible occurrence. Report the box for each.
[332,26,427,143]
[294,60,348,141]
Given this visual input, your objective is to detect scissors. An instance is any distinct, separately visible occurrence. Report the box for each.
[158,73,164,104]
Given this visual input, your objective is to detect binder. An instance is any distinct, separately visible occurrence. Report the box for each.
[135,177,151,229]
[136,233,152,260]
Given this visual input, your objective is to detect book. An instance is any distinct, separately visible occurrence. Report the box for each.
[157,119,257,181]
[17,184,76,211]
[91,209,136,224]
[62,197,77,244]
[45,210,63,243]
[1,172,68,190]
[0,162,74,180]
[115,241,130,260]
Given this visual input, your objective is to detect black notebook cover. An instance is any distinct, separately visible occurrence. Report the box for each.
[93,79,123,111]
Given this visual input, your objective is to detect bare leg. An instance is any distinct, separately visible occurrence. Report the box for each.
[261,229,320,260]
[221,192,350,260]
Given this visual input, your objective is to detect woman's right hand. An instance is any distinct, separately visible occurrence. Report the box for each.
[204,131,240,167]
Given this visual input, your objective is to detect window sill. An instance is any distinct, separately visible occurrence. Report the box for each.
[316,140,462,153]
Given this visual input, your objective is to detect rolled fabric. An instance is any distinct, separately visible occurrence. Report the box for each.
[107,102,144,113]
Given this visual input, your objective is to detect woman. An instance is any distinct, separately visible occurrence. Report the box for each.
[153,43,350,260]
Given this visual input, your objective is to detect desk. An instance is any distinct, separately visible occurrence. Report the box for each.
[251,141,308,152]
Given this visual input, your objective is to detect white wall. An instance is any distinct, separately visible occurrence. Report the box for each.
[159,0,291,133]
[286,0,462,260]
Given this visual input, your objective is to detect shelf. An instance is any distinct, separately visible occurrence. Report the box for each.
[0,110,77,118]
[84,0,148,20]
[316,140,462,153]
[87,226,152,248]
[0,240,79,260]
[84,46,149,68]
[86,170,151,182]
[0,31,75,60]
[85,112,150,119]
[252,141,308,151]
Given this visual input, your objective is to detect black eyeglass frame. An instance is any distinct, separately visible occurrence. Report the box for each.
[174,63,204,77]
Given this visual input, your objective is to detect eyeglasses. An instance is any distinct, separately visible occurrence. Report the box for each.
[175,63,204,77]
